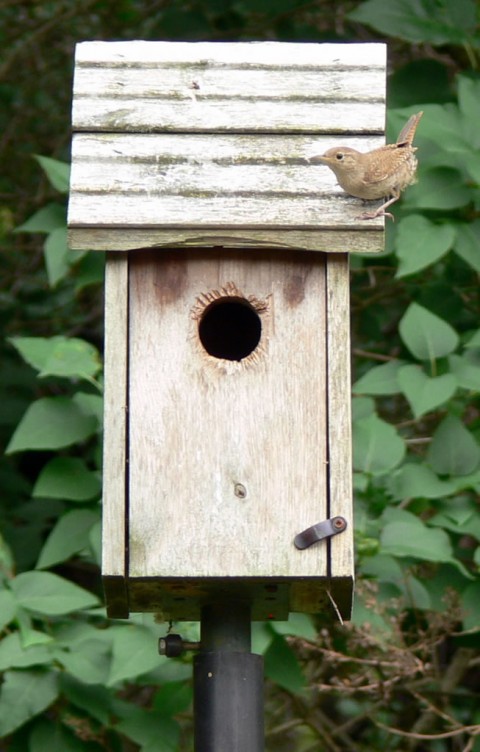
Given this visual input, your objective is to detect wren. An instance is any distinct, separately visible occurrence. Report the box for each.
[310,111,423,220]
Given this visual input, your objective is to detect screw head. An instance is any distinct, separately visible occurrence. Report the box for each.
[158,634,184,658]
[333,516,347,530]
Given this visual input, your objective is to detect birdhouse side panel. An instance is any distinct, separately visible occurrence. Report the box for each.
[327,255,354,582]
[102,254,129,616]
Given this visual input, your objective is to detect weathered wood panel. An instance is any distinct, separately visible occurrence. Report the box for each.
[72,41,386,133]
[127,249,329,581]
[102,253,129,617]
[75,40,384,68]
[68,132,384,251]
[69,41,386,253]
[89,41,373,620]
[68,227,383,254]
[326,254,354,616]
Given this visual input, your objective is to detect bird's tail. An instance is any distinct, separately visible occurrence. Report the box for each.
[396,111,423,146]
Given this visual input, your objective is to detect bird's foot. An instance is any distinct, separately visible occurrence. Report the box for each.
[355,209,395,221]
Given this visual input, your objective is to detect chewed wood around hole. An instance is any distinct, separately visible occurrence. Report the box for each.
[191,282,269,365]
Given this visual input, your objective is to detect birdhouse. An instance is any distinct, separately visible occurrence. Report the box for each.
[68,41,386,621]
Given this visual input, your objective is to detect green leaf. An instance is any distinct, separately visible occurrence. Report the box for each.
[0,526,15,578]
[36,509,99,569]
[53,619,108,648]
[352,396,376,420]
[9,335,62,372]
[395,215,455,277]
[56,639,110,685]
[30,718,86,752]
[353,413,405,476]
[429,497,480,540]
[457,76,480,149]
[457,149,480,184]
[361,554,403,582]
[89,519,102,566]
[264,633,305,694]
[363,559,432,610]
[454,221,480,273]
[399,575,432,609]
[465,329,480,349]
[427,415,480,477]
[387,463,455,501]
[381,515,454,562]
[271,613,317,640]
[397,364,456,418]
[108,626,163,686]
[154,681,193,718]
[353,360,404,395]
[448,352,480,391]
[389,60,452,109]
[0,633,53,671]
[353,472,369,492]
[410,104,467,151]
[14,203,66,234]
[0,589,17,630]
[5,396,97,453]
[73,251,105,293]
[9,335,101,381]
[399,302,459,361]
[40,337,101,380]
[60,675,113,724]
[445,469,480,494]
[461,582,480,632]
[20,630,54,648]
[351,594,392,638]
[117,707,180,752]
[10,571,99,615]
[422,564,473,611]
[0,669,59,737]
[73,392,103,423]
[33,457,101,501]
[34,155,70,193]
[404,168,470,210]
[44,227,70,288]
[348,0,477,45]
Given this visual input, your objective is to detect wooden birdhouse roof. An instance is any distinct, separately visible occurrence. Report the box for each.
[68,41,386,253]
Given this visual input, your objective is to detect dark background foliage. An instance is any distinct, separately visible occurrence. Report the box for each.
[1,1,480,750]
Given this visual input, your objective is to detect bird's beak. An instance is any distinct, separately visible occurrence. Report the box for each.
[308,154,329,165]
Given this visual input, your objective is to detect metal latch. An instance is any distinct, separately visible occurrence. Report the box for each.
[294,516,347,550]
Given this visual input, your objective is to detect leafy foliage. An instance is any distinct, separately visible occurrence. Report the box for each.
[1,0,480,750]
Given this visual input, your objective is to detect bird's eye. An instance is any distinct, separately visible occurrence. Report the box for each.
[335,153,344,161]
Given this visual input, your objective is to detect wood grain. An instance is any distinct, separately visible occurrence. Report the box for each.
[68,132,384,251]
[127,249,329,581]
[90,41,370,619]
[326,255,354,586]
[102,253,129,615]
[68,226,383,254]
[68,41,386,254]
[72,41,386,133]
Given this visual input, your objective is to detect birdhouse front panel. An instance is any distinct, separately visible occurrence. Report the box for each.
[128,249,328,603]
[102,248,353,621]
[67,41,387,622]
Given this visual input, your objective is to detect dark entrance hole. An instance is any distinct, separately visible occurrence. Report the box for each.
[198,297,261,361]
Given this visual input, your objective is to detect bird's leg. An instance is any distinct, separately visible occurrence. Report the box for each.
[356,194,399,221]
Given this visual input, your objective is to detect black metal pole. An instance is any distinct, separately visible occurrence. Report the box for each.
[194,602,264,752]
